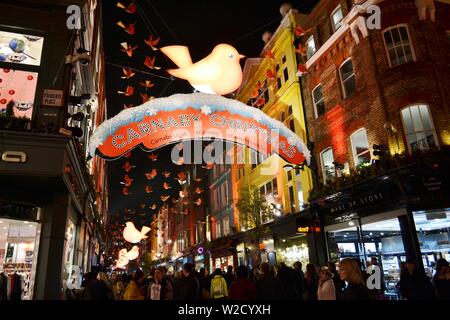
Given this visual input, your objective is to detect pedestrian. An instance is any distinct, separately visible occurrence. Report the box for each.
[179,263,200,300]
[433,258,450,300]
[399,259,435,300]
[96,272,113,300]
[147,267,173,300]
[171,271,183,300]
[304,263,319,300]
[112,274,125,300]
[224,265,235,288]
[277,262,301,299]
[123,269,145,300]
[255,262,285,300]
[293,261,306,299]
[210,268,228,300]
[199,268,211,299]
[229,265,256,300]
[338,258,372,300]
[317,267,336,300]
[327,261,344,299]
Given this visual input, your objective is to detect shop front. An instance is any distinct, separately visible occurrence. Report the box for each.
[0,204,40,300]
[314,152,450,299]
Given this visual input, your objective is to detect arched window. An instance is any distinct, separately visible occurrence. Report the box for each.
[400,104,438,153]
[383,24,415,67]
[339,59,356,98]
[320,147,335,184]
[350,128,371,166]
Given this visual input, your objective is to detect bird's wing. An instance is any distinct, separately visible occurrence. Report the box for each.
[167,59,221,84]
[160,45,193,68]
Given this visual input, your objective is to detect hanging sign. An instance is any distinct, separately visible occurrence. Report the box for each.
[89,93,310,165]
[42,89,64,107]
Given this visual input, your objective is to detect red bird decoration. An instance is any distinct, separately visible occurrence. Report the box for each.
[194,198,202,206]
[145,185,153,194]
[121,68,136,79]
[120,174,134,187]
[194,177,202,182]
[195,187,204,194]
[179,190,188,198]
[295,25,306,38]
[202,163,214,170]
[117,21,136,35]
[176,172,187,184]
[144,35,160,51]
[145,169,157,179]
[149,204,157,210]
[140,93,153,103]
[144,56,161,70]
[163,182,172,190]
[297,63,308,77]
[266,69,276,80]
[124,152,131,158]
[162,171,171,178]
[123,104,134,109]
[183,200,189,206]
[295,43,307,56]
[118,85,134,96]
[265,50,275,60]
[122,187,131,196]
[256,97,265,108]
[148,153,158,161]
[140,80,155,88]
[121,42,138,58]
[122,161,135,172]
[161,195,170,202]
[117,2,137,14]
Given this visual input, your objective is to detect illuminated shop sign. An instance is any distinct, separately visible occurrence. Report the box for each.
[0,151,27,163]
[297,226,321,233]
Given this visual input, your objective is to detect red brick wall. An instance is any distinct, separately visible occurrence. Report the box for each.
[301,0,450,180]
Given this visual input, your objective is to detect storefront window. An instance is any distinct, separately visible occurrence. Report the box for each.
[412,209,450,277]
[325,212,408,299]
[0,218,40,300]
[276,235,309,268]
[0,30,44,66]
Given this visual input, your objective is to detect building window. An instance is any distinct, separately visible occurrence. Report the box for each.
[283,67,289,83]
[383,25,415,67]
[223,216,230,236]
[331,5,344,32]
[401,104,438,153]
[350,128,371,166]
[280,111,286,122]
[281,55,286,64]
[306,36,316,60]
[339,59,356,98]
[287,169,292,182]
[289,186,295,213]
[260,178,279,223]
[215,221,222,239]
[320,148,335,184]
[312,84,325,118]
[296,181,304,211]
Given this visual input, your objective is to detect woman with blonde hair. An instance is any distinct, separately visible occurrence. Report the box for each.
[338,258,372,300]
[317,267,336,300]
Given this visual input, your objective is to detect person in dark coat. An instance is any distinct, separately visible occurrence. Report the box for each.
[255,262,285,300]
[293,261,306,299]
[399,259,435,300]
[433,258,450,300]
[327,261,345,299]
[304,263,319,300]
[338,258,373,300]
[224,266,234,288]
[179,263,200,300]
[277,262,300,299]
[229,265,256,300]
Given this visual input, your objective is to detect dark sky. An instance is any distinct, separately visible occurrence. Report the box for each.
[101,0,318,224]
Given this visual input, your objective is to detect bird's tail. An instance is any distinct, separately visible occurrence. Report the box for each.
[160,45,193,68]
[141,226,151,236]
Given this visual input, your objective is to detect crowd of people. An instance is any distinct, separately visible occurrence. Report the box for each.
[67,257,450,300]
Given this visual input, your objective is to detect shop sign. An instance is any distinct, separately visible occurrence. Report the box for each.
[297,226,321,233]
[195,255,204,262]
[42,89,64,107]
[197,246,204,255]
[329,192,385,214]
[0,151,27,163]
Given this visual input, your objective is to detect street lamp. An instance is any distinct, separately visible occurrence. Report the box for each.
[283,162,306,172]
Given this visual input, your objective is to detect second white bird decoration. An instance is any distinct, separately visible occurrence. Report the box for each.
[123,221,151,243]
[118,246,139,261]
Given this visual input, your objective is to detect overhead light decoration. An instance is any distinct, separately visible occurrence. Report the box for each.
[119,246,139,261]
[123,221,150,243]
[160,43,245,95]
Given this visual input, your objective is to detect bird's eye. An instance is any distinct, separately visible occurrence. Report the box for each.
[228,53,234,59]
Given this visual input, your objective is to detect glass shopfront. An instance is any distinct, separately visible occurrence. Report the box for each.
[276,234,309,268]
[0,218,40,300]
[214,254,234,271]
[412,209,450,277]
[325,210,408,299]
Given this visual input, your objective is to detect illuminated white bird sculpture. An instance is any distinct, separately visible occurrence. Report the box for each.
[118,246,139,261]
[123,221,151,243]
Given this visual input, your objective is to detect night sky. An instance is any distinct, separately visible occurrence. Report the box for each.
[101,0,318,225]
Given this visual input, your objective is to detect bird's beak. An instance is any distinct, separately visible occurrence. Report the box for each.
[239,54,246,59]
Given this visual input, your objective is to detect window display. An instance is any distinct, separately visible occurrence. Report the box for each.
[0,30,44,66]
[0,68,38,119]
[0,218,40,300]
[276,235,309,267]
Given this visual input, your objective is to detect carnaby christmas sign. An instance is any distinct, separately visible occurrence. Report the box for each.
[89,93,310,165]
